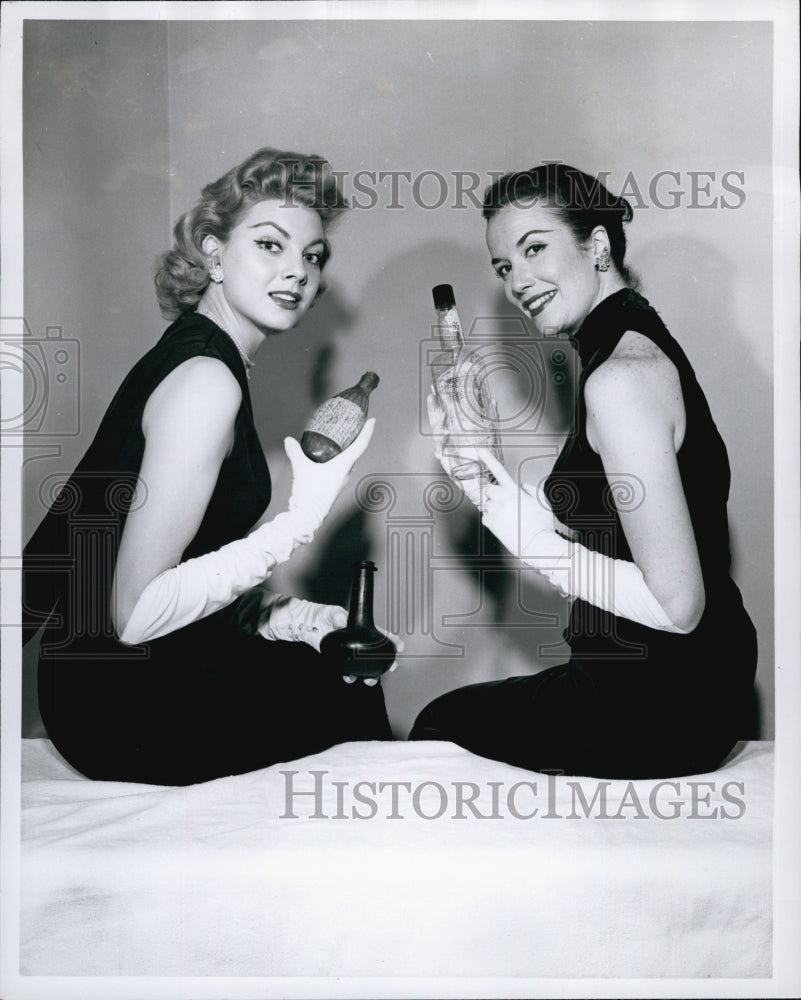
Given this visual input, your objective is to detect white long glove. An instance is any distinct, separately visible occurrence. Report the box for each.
[475,449,689,634]
[118,421,375,646]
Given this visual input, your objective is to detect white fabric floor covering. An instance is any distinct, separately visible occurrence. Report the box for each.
[21,737,773,978]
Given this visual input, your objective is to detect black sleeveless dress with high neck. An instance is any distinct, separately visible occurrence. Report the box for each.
[410,289,757,779]
[23,312,391,785]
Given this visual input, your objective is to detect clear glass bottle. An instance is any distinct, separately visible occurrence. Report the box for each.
[301,372,379,462]
[430,284,503,508]
[319,560,396,678]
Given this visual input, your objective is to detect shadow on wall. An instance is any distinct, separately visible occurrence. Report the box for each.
[317,237,582,734]
[247,284,359,457]
[299,506,372,609]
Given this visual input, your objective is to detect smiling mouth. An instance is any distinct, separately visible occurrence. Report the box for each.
[269,291,302,310]
[522,289,556,316]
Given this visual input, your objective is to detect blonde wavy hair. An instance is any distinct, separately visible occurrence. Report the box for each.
[154,147,348,319]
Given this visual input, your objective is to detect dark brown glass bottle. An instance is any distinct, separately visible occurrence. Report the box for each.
[320,560,396,678]
[300,372,379,462]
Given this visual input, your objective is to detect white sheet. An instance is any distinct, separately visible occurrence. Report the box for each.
[21,737,773,978]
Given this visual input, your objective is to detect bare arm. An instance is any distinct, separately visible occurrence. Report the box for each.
[584,337,705,632]
[111,356,242,637]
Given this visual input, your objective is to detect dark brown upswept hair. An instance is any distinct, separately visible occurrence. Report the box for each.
[483,163,638,289]
[154,147,349,319]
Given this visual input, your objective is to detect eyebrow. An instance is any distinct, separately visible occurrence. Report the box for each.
[515,228,553,247]
[491,229,554,267]
[248,220,326,250]
[248,220,290,238]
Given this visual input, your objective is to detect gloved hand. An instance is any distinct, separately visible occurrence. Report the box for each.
[477,449,560,560]
[426,390,486,509]
[280,418,376,544]
[258,593,347,652]
[258,592,402,686]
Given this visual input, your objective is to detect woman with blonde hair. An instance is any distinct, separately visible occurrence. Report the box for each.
[24,148,392,785]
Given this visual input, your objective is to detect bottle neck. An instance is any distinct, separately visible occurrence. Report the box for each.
[436,305,464,350]
[348,561,376,629]
[357,372,379,394]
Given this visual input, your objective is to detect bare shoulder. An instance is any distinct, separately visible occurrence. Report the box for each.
[143,355,242,434]
[148,355,241,409]
[585,331,681,409]
[159,354,242,397]
[584,331,686,453]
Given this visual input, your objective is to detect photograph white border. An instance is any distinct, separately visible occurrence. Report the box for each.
[1,2,798,997]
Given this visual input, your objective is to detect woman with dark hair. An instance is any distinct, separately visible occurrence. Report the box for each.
[412,163,756,779]
[24,147,394,785]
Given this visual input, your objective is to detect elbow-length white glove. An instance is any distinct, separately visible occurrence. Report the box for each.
[475,449,689,634]
[118,421,375,646]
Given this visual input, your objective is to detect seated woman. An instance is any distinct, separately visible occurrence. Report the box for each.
[412,163,757,779]
[23,147,393,786]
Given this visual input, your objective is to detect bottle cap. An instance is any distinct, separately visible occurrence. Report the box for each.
[432,284,456,309]
[359,372,379,390]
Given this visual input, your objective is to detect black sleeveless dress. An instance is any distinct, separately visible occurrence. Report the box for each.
[23,312,390,785]
[409,289,757,779]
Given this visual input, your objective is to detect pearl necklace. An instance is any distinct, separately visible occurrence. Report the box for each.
[196,305,256,378]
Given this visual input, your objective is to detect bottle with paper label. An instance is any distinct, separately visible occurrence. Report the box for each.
[430,284,503,509]
[301,372,379,462]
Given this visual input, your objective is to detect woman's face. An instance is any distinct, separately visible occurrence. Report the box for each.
[486,201,604,337]
[212,198,326,334]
